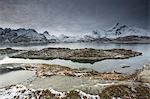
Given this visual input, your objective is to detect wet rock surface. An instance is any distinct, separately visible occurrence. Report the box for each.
[24,64,132,81]
[0,63,150,98]
[137,64,150,83]
[0,64,25,74]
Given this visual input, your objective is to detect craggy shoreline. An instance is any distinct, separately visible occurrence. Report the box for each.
[24,64,132,81]
[0,47,149,98]
[0,83,149,99]
[0,63,150,98]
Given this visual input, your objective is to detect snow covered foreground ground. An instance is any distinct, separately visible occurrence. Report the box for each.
[0,84,100,99]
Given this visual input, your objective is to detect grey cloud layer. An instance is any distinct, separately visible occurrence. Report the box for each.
[0,0,148,35]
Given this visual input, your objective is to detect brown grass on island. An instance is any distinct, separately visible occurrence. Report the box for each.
[100,84,150,99]
[11,48,142,63]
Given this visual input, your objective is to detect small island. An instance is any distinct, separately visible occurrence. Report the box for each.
[11,47,142,63]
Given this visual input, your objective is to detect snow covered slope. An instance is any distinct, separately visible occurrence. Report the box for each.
[105,23,150,38]
[0,23,149,44]
[43,31,59,42]
[0,28,47,44]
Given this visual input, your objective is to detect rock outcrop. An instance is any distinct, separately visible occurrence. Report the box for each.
[137,64,150,83]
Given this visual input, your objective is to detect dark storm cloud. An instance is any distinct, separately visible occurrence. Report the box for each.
[148,0,150,31]
[0,0,149,35]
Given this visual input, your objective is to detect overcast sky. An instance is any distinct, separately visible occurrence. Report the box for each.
[148,0,150,31]
[0,0,149,35]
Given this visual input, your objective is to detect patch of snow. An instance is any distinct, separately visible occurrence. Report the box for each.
[43,31,59,41]
[76,89,100,99]
[94,82,115,87]
[0,84,102,99]
[49,88,66,98]
[106,23,150,38]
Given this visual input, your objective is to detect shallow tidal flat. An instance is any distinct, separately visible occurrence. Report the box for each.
[11,47,142,63]
[0,47,150,98]
[0,63,150,99]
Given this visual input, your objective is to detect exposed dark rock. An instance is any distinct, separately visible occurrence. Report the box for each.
[115,35,150,41]
[0,28,48,45]
[0,48,23,55]
[0,67,24,74]
[121,65,130,68]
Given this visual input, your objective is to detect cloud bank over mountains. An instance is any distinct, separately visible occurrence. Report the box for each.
[0,0,149,35]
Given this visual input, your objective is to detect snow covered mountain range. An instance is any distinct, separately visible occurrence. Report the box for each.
[106,23,149,38]
[0,23,150,44]
[0,28,47,44]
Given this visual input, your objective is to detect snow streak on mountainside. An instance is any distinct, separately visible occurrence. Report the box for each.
[59,23,150,42]
[105,23,150,38]
[0,23,150,44]
[43,31,59,42]
[0,28,47,44]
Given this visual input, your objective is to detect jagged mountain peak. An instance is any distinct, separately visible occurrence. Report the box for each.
[0,27,48,44]
[0,23,150,44]
[107,23,128,33]
[43,31,49,35]
[105,23,149,38]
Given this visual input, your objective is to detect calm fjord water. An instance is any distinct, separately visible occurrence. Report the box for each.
[0,43,150,73]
